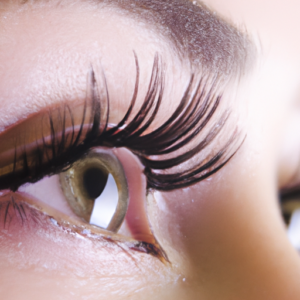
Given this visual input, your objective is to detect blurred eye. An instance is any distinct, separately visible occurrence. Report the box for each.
[59,148,129,232]
[280,188,300,251]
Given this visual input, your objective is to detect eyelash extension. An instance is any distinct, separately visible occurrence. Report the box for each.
[0,52,239,192]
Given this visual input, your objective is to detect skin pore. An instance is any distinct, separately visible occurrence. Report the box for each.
[0,0,300,299]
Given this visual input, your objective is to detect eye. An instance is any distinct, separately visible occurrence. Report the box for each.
[280,188,300,251]
[59,148,129,233]
[16,146,157,245]
[0,53,235,263]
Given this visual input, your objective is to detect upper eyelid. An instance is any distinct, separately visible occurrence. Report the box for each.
[0,194,169,261]
[0,53,239,191]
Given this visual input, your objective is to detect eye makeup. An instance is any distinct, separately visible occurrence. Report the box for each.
[0,53,239,193]
[0,192,169,266]
[0,52,241,266]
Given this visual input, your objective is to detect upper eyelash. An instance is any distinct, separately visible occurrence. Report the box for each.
[0,52,239,192]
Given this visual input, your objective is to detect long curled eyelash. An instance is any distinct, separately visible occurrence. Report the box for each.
[0,52,239,192]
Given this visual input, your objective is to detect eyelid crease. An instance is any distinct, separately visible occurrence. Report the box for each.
[0,52,239,192]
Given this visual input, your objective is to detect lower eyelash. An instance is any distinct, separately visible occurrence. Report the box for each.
[0,194,168,262]
[0,52,239,192]
[0,196,40,229]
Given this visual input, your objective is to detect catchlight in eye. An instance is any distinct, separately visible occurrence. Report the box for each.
[59,148,129,233]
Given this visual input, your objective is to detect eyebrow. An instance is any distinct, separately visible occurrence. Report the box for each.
[20,0,256,80]
[96,0,256,79]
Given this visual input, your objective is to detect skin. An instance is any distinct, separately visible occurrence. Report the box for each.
[0,0,300,299]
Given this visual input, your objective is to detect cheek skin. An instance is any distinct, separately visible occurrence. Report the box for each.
[0,192,179,300]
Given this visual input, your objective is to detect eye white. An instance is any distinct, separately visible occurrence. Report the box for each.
[90,174,119,229]
[287,208,300,251]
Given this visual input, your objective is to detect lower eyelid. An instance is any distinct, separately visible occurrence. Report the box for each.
[0,192,169,272]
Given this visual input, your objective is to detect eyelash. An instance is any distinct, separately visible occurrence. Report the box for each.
[0,52,239,192]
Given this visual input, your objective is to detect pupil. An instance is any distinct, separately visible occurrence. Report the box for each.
[83,167,109,199]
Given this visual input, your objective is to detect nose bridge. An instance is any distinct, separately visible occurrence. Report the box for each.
[175,148,300,299]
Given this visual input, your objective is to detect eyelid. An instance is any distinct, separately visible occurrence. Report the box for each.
[0,191,168,262]
[0,104,93,177]
[0,53,238,193]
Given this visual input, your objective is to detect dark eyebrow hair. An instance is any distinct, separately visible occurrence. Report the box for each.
[21,0,256,80]
[97,0,256,79]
